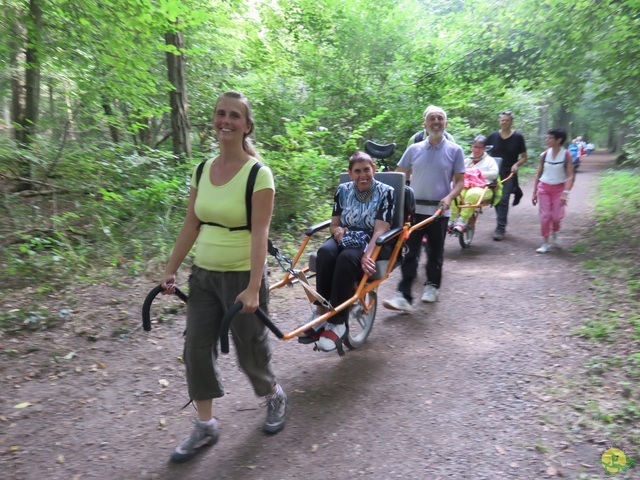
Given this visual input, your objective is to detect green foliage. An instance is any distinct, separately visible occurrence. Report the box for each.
[3,0,640,292]
[565,168,640,453]
[266,111,341,227]
[593,169,640,227]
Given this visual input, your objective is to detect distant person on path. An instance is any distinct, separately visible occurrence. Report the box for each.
[532,128,575,253]
[576,136,587,155]
[586,142,595,155]
[486,111,528,241]
[568,139,580,169]
[160,91,287,463]
[449,135,499,233]
[302,151,395,352]
[383,105,465,311]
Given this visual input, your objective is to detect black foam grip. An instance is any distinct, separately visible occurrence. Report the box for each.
[220,302,284,354]
[141,285,187,331]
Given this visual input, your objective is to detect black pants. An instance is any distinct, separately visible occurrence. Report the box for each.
[496,174,517,232]
[316,237,391,324]
[397,214,449,303]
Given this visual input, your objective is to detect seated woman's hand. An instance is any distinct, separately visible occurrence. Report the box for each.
[361,254,376,276]
[333,226,348,242]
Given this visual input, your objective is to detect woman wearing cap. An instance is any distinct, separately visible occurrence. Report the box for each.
[450,135,499,233]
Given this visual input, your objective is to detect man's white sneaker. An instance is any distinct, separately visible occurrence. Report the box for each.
[421,285,438,303]
[551,231,561,246]
[536,243,551,254]
[382,293,413,313]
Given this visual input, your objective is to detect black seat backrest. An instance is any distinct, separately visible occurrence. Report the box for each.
[338,172,406,230]
[364,140,397,160]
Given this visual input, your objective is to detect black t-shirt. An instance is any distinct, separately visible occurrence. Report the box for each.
[486,130,527,177]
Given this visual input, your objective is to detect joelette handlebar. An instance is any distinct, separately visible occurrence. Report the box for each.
[141,285,284,353]
[219,302,284,353]
[141,285,188,331]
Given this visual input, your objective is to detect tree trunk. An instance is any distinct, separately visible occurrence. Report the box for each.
[22,0,42,146]
[102,98,121,143]
[538,105,548,146]
[9,11,23,141]
[557,103,570,132]
[607,127,615,152]
[165,26,191,161]
[11,0,42,191]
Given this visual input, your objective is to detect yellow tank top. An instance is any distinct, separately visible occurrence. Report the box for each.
[192,158,274,271]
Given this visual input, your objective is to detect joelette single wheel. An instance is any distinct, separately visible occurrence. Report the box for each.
[344,291,377,349]
[458,213,478,249]
[458,224,474,248]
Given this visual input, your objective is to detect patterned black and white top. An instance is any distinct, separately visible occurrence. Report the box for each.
[332,180,395,234]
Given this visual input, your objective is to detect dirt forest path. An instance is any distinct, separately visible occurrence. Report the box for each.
[0,151,616,480]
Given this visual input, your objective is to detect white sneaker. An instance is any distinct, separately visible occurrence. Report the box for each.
[453,218,466,233]
[316,323,347,352]
[536,243,551,254]
[421,285,438,303]
[382,293,413,313]
[551,231,561,246]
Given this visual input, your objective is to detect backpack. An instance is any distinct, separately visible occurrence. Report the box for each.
[194,160,263,231]
[412,130,454,143]
[540,149,572,170]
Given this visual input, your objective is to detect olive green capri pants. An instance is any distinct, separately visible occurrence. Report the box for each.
[184,265,275,401]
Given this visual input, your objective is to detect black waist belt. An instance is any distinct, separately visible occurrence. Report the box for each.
[200,222,249,231]
[415,200,441,206]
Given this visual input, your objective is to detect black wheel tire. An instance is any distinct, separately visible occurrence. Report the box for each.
[458,225,474,248]
[344,291,377,350]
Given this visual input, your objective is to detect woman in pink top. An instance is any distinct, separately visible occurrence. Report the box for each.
[532,128,575,253]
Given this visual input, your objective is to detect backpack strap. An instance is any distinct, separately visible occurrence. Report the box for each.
[197,160,264,232]
[539,150,546,162]
[413,131,424,143]
[244,161,263,231]
[195,160,206,188]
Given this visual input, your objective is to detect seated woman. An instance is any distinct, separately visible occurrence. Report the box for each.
[307,151,395,352]
[450,135,499,233]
